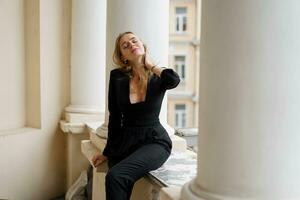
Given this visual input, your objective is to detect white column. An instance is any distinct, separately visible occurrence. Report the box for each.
[62,0,106,189]
[65,0,106,123]
[97,0,174,138]
[182,0,300,199]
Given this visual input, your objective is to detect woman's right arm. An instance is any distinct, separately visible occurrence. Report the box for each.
[93,70,122,166]
[103,70,122,157]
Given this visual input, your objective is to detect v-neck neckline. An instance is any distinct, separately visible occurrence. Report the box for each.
[127,75,150,105]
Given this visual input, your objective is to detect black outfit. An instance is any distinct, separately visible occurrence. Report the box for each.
[103,68,180,200]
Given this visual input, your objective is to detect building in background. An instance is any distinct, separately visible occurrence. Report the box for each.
[168,0,200,131]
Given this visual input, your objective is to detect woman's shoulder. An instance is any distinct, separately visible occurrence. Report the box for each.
[110,68,127,77]
[110,68,128,82]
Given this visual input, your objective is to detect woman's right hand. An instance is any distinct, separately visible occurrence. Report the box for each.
[91,151,107,167]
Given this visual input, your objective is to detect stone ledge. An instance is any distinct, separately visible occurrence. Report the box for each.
[86,121,103,134]
[81,140,197,200]
[160,186,182,200]
[81,140,108,172]
[83,123,197,200]
[0,127,41,137]
[60,120,105,134]
[149,151,197,187]
[170,134,187,152]
[150,150,197,200]
[60,120,86,134]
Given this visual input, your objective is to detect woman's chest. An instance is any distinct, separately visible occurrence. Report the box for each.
[114,76,165,110]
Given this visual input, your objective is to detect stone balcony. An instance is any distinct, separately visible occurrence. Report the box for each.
[81,122,197,200]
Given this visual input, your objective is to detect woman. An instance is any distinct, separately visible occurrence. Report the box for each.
[91,31,180,200]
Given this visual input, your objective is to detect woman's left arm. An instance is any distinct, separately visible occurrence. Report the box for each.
[157,68,180,90]
[144,53,180,90]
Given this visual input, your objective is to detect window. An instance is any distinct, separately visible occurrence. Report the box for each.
[175,7,187,33]
[175,104,186,128]
[174,55,186,80]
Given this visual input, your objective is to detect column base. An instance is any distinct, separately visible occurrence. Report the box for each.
[65,105,105,123]
[65,104,103,114]
[181,179,247,200]
[181,179,207,200]
[65,112,103,123]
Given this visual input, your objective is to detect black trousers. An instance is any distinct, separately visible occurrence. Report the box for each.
[105,143,170,200]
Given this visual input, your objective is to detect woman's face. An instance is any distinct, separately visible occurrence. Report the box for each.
[119,33,145,62]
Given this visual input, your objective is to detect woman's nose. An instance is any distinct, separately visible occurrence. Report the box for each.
[128,42,136,49]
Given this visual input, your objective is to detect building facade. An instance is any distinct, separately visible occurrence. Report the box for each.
[168,0,201,129]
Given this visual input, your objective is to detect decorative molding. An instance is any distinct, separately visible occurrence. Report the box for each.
[86,121,103,134]
[59,120,86,134]
[65,105,103,114]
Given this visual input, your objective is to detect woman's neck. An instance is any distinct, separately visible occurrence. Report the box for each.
[130,56,144,77]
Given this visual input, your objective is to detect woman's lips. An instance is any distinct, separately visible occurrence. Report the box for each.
[131,48,139,53]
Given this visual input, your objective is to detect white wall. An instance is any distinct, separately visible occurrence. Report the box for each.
[0,0,26,130]
[0,0,71,199]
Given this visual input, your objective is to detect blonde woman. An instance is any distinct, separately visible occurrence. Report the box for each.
[92,31,180,200]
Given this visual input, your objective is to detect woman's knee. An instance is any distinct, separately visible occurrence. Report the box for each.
[105,168,134,189]
[105,169,119,185]
[106,169,128,185]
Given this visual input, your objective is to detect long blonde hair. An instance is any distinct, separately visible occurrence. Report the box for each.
[113,31,152,96]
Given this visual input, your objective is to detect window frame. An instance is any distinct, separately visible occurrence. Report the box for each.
[175,7,188,34]
[175,104,187,128]
[174,54,187,82]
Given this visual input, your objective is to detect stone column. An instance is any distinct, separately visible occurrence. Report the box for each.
[65,0,106,123]
[97,0,174,138]
[182,0,300,199]
[61,0,106,188]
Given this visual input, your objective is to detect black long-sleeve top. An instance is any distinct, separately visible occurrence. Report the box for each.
[103,68,180,158]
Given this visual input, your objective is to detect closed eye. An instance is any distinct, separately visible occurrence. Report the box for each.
[123,43,129,49]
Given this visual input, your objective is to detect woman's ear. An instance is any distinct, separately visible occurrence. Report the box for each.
[121,56,128,64]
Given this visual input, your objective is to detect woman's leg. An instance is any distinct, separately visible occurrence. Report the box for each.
[105,143,170,200]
